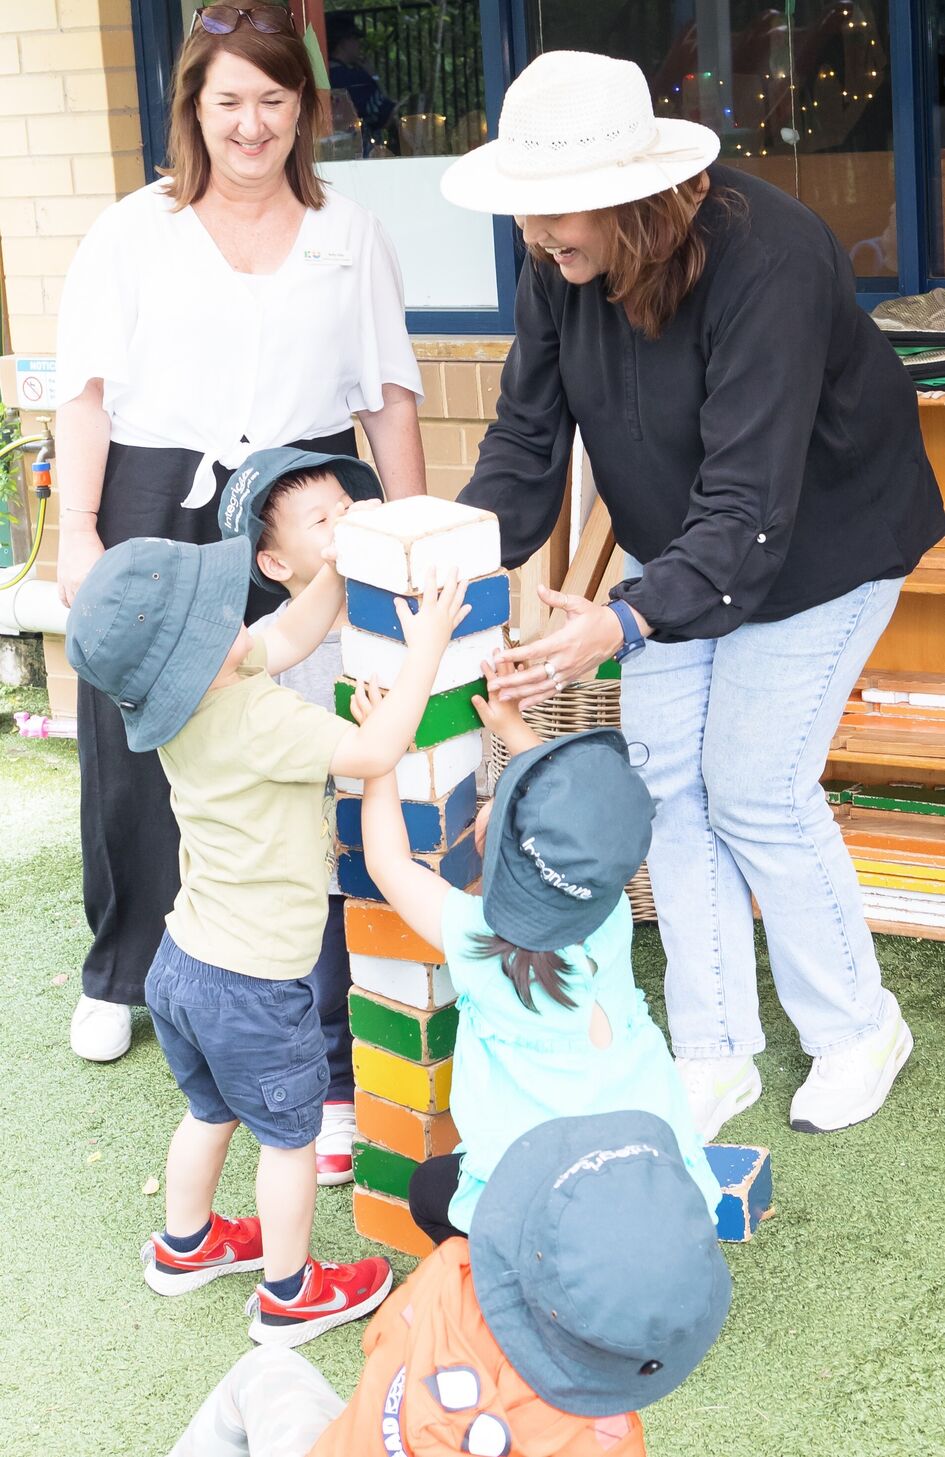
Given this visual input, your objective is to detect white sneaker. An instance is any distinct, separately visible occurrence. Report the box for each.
[69,995,132,1062]
[674,1055,763,1142]
[316,1100,356,1187]
[789,997,913,1133]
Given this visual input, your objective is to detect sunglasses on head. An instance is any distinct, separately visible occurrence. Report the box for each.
[190,5,297,36]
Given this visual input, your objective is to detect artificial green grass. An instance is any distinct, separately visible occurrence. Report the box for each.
[1,711,944,1456]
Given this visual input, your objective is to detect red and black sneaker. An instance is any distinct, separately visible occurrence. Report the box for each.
[246,1254,393,1347]
[141,1212,264,1296]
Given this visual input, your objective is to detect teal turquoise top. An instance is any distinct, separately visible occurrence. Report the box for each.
[441,887,722,1233]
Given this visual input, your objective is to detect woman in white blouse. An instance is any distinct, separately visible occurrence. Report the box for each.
[56,6,424,1062]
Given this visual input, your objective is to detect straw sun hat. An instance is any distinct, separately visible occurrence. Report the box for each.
[441,50,720,216]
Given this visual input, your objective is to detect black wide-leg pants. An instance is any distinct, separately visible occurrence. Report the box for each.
[79,430,356,1005]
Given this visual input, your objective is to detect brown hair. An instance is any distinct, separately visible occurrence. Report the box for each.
[257,465,336,551]
[473,933,575,1012]
[158,20,325,211]
[527,175,739,340]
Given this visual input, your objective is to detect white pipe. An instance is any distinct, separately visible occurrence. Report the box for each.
[0,566,68,636]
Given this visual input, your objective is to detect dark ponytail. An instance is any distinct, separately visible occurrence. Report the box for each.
[473,934,575,1012]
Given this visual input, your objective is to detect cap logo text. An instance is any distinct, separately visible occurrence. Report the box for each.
[553,1143,659,1189]
[520,836,592,900]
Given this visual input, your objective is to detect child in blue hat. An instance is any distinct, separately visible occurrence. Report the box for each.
[67,527,470,1347]
[171,1109,731,1456]
[359,665,722,1241]
[219,446,386,1189]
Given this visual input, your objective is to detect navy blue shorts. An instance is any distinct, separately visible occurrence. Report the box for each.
[145,932,330,1150]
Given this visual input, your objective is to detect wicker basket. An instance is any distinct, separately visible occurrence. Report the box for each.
[485,677,657,923]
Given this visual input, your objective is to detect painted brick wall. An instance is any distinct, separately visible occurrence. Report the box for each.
[0,0,144,356]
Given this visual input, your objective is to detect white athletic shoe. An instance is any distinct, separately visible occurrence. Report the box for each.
[674,1055,763,1142]
[69,995,132,1062]
[789,996,913,1133]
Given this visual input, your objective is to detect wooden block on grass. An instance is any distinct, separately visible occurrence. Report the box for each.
[353,1186,434,1258]
[355,1089,459,1161]
[353,1138,418,1201]
[338,827,481,902]
[335,676,487,750]
[334,497,500,593]
[341,624,503,696]
[336,773,477,853]
[350,952,455,1009]
[346,571,510,642]
[335,731,483,803]
[353,1039,453,1112]
[349,989,458,1063]
[705,1144,772,1243]
[345,898,444,963]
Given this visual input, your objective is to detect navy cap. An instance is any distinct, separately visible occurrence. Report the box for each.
[469,1111,732,1416]
[66,535,252,752]
[482,728,654,951]
[218,448,384,593]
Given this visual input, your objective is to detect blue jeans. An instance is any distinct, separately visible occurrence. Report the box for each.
[619,566,903,1059]
[315,895,354,1102]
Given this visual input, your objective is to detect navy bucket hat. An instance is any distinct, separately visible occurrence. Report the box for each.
[66,535,252,753]
[482,728,654,951]
[218,448,384,593]
[469,1110,732,1416]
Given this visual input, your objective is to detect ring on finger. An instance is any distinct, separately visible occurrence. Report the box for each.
[554,676,565,694]
[543,660,557,680]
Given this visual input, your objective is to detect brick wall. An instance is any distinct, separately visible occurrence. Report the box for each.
[0,0,144,355]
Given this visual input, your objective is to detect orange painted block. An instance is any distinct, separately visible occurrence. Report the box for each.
[345,897,444,962]
[355,1089,459,1162]
[353,1187,434,1258]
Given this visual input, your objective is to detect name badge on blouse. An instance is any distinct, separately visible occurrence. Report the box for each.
[303,249,353,266]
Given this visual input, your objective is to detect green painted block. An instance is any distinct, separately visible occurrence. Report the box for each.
[348,990,458,1063]
[596,658,622,680]
[850,783,945,816]
[334,676,487,749]
[353,1139,418,1202]
[823,779,861,805]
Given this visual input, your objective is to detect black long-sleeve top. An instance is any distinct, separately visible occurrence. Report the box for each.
[459,164,945,642]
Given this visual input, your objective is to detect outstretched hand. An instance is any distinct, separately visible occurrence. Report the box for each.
[487,585,627,709]
[396,569,471,659]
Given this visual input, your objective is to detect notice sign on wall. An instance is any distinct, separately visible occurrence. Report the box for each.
[14,357,57,410]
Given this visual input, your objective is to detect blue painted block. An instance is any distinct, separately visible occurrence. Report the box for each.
[338,827,482,902]
[705,1144,772,1243]
[336,775,477,855]
[346,571,510,643]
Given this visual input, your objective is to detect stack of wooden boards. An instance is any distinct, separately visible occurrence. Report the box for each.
[828,670,945,936]
[831,670,945,772]
[332,497,510,1256]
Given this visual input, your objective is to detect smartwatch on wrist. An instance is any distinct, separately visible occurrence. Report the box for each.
[605,598,646,662]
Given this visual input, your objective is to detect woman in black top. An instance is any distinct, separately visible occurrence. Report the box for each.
[443,51,945,1139]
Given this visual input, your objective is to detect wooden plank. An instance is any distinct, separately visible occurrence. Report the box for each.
[592,540,628,606]
[547,496,616,631]
[517,475,572,641]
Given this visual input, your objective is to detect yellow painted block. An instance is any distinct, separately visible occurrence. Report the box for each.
[852,858,945,889]
[352,1040,452,1113]
[857,870,945,895]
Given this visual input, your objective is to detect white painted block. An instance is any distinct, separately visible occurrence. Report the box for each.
[334,497,501,593]
[335,729,483,802]
[907,693,945,708]
[349,953,456,1010]
[861,689,906,704]
[341,624,503,696]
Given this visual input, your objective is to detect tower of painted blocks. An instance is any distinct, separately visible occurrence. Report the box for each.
[331,497,509,1257]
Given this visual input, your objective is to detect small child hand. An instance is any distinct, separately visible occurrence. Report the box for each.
[472,658,525,736]
[321,497,381,565]
[395,569,471,660]
[350,675,384,724]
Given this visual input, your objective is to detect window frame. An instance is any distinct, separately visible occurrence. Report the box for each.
[131,0,945,325]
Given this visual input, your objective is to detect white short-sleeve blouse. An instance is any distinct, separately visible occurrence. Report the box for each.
[55,180,423,508]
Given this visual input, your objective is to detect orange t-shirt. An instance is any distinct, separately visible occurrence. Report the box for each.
[311,1239,646,1457]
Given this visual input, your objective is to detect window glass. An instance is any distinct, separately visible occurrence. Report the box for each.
[525,1,896,279]
[320,1,496,310]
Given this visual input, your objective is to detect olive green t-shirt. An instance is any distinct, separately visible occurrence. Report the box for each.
[158,639,351,980]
